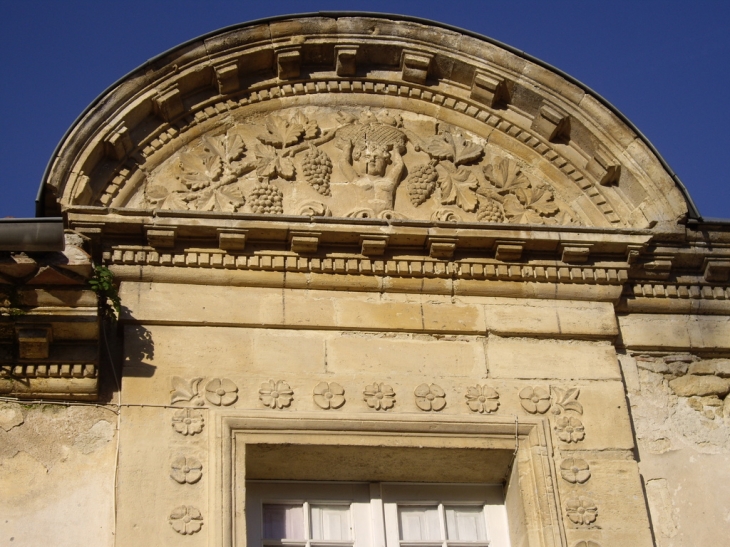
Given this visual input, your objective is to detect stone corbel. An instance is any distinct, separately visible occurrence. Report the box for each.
[641,256,673,280]
[360,235,388,257]
[334,45,359,76]
[276,47,302,80]
[218,229,247,252]
[470,68,509,107]
[145,226,177,249]
[586,149,621,186]
[16,326,52,359]
[494,241,524,262]
[152,83,185,122]
[103,121,133,161]
[561,244,592,264]
[626,244,645,265]
[703,258,730,282]
[213,59,240,95]
[290,232,320,254]
[531,103,570,142]
[401,50,433,84]
[428,237,457,259]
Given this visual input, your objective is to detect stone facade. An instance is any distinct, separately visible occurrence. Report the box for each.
[1,14,729,547]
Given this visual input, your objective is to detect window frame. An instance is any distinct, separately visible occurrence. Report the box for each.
[212,412,567,547]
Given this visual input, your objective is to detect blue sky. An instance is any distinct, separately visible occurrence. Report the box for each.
[1,0,728,219]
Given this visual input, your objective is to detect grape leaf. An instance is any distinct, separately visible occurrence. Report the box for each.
[503,194,544,224]
[483,158,529,193]
[254,144,296,180]
[437,162,479,212]
[258,116,304,148]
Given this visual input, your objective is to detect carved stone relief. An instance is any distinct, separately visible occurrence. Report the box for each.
[135,107,581,225]
[465,385,500,413]
[414,383,446,411]
[170,456,203,484]
[560,458,591,484]
[565,497,598,526]
[555,416,586,443]
[171,409,205,436]
[169,505,204,535]
[204,378,238,406]
[259,380,294,409]
[363,382,396,411]
[170,376,204,406]
[313,381,346,409]
[519,386,551,414]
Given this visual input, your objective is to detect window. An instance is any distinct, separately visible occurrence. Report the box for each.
[246,482,510,547]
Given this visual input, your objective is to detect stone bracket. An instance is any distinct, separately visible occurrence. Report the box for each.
[335,45,359,76]
[428,237,457,259]
[214,59,240,95]
[276,47,302,80]
[495,241,525,262]
[586,149,621,186]
[561,244,592,264]
[290,232,320,254]
[16,325,53,359]
[152,84,185,122]
[626,244,645,265]
[103,121,133,161]
[470,69,509,107]
[360,235,388,257]
[401,50,433,84]
[704,258,730,282]
[218,229,248,252]
[146,227,177,249]
[641,256,673,280]
[531,103,570,141]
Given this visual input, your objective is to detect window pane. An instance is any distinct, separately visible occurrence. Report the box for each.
[445,506,487,542]
[311,505,352,541]
[398,506,441,541]
[263,504,305,540]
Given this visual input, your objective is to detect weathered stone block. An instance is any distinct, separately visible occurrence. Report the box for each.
[668,375,730,397]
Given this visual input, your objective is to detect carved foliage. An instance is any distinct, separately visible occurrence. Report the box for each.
[139,107,580,224]
[519,386,551,414]
[565,497,598,526]
[560,458,591,484]
[170,376,203,406]
[205,378,238,406]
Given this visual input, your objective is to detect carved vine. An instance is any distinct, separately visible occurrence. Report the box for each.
[142,108,579,224]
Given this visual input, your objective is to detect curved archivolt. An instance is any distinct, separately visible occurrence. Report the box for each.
[46,15,690,229]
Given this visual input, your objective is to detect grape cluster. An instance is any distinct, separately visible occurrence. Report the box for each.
[406,163,438,207]
[302,147,332,196]
[249,183,284,214]
[476,199,505,223]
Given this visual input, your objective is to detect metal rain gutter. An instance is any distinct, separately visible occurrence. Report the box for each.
[36,11,705,220]
[0,218,64,252]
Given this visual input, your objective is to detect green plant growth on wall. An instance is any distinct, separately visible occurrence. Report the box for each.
[89,265,121,321]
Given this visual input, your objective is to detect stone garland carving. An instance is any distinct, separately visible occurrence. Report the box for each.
[564,496,598,526]
[259,380,294,409]
[519,386,551,414]
[313,381,346,409]
[169,505,204,535]
[142,107,578,225]
[170,456,203,484]
[465,385,500,413]
[559,458,591,484]
[171,408,205,436]
[414,383,446,411]
[204,378,238,406]
[170,376,204,406]
[363,382,396,411]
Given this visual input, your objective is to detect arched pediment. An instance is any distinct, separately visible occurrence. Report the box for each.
[44,14,692,230]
